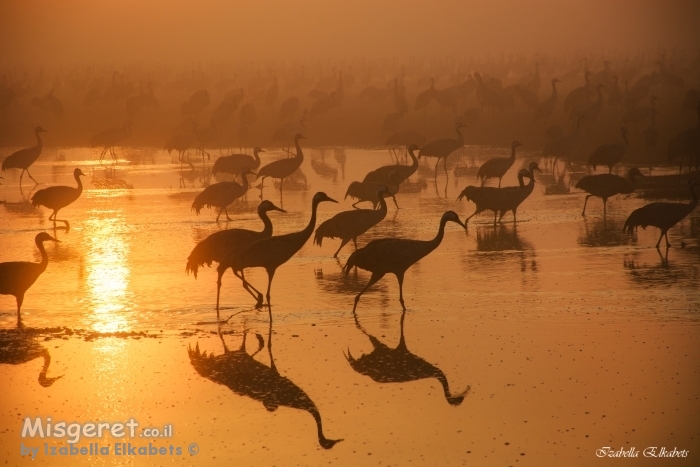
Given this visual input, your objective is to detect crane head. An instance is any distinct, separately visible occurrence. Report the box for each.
[240,167,256,177]
[36,126,47,133]
[552,78,561,84]
[407,144,420,154]
[375,185,391,198]
[259,200,286,214]
[628,167,644,179]
[512,141,524,148]
[442,210,466,230]
[313,191,338,205]
[528,161,541,174]
[35,232,60,244]
[74,168,85,177]
[253,146,265,154]
[294,133,306,141]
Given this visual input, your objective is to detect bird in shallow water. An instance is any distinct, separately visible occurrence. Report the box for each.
[218,192,337,311]
[1,126,47,188]
[575,167,643,216]
[31,168,85,230]
[623,179,698,249]
[344,211,465,312]
[476,140,522,187]
[0,232,59,327]
[191,167,255,222]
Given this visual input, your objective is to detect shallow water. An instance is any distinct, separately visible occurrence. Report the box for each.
[1,146,699,466]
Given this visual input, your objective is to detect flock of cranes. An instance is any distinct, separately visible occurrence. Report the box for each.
[1,121,698,328]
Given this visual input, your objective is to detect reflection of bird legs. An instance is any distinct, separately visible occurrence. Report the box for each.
[20,168,40,188]
[179,150,195,170]
[656,247,669,266]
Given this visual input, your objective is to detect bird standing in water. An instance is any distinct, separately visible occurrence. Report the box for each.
[344,211,465,312]
[0,232,59,327]
[31,168,85,230]
[1,126,47,188]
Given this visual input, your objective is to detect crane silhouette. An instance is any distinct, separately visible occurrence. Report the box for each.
[89,122,132,163]
[533,78,561,122]
[477,141,523,187]
[257,134,305,200]
[31,168,85,230]
[588,127,629,173]
[0,232,59,327]
[345,310,469,405]
[623,179,698,249]
[0,328,62,387]
[188,323,342,449]
[667,104,700,175]
[344,211,465,312]
[212,147,263,176]
[1,126,46,188]
[364,144,420,188]
[575,167,643,216]
[192,167,255,222]
[186,200,285,278]
[460,162,540,225]
[345,171,399,209]
[315,186,391,257]
[217,192,338,309]
[419,123,465,179]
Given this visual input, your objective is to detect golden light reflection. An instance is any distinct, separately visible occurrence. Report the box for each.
[85,212,133,333]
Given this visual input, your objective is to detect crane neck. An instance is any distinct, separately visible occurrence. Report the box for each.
[429,216,450,251]
[240,172,250,191]
[74,172,84,194]
[294,138,304,161]
[301,199,323,242]
[455,126,464,146]
[253,150,261,166]
[551,80,558,100]
[408,148,418,171]
[35,130,43,149]
[35,236,50,271]
[509,144,517,162]
[258,209,274,237]
[377,192,388,215]
[517,171,526,188]
[39,349,61,387]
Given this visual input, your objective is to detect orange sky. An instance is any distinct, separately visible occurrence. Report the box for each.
[1,0,699,65]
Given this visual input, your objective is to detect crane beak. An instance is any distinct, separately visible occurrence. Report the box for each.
[274,206,287,213]
[326,196,339,203]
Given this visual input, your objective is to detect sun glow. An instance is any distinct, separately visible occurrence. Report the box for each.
[85,212,133,333]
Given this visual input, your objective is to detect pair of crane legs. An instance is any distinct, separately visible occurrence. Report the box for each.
[214,265,407,319]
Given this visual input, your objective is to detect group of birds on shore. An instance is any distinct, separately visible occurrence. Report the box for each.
[1,118,698,329]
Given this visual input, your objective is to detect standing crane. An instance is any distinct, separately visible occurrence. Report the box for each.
[0,232,59,327]
[315,186,391,257]
[588,127,629,173]
[623,180,698,249]
[667,104,700,175]
[217,192,338,310]
[533,79,561,122]
[344,211,465,312]
[419,122,465,179]
[31,168,85,230]
[1,126,46,188]
[89,122,132,163]
[192,167,255,222]
[212,147,263,176]
[256,134,305,199]
[477,140,523,187]
[575,167,643,216]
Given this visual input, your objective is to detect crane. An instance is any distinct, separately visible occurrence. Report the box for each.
[344,211,465,312]
[89,122,132,163]
[212,147,263,176]
[256,134,305,199]
[0,232,59,327]
[533,79,561,122]
[31,168,85,230]
[0,329,62,386]
[477,141,522,187]
[192,167,255,222]
[419,122,465,179]
[588,127,629,173]
[1,126,46,188]
[575,167,643,216]
[623,179,698,249]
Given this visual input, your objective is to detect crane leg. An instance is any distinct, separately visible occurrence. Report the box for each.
[603,198,607,217]
[259,177,265,199]
[215,270,223,321]
[53,210,70,230]
[216,208,223,222]
[464,208,482,226]
[26,169,39,185]
[265,269,276,306]
[225,207,233,221]
[352,238,358,250]
[334,239,349,258]
[391,195,399,209]
[353,272,385,313]
[434,159,439,180]
[234,270,263,307]
[498,178,502,188]
[397,272,406,311]
[443,157,448,178]
[16,294,24,328]
[582,195,592,216]
[664,231,671,248]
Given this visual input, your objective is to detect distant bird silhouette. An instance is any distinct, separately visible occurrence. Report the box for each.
[578,83,605,128]
[667,105,700,174]
[533,78,561,122]
[588,127,629,173]
[192,167,254,222]
[414,78,435,111]
[164,125,197,170]
[90,122,132,163]
[188,326,342,449]
[212,147,263,176]
[623,179,698,249]
[419,122,465,179]
[180,89,210,117]
[0,232,59,327]
[543,116,583,167]
[345,310,469,405]
[186,200,285,278]
[564,71,592,115]
[30,90,63,119]
[364,144,420,188]
[622,95,658,127]
[1,126,46,187]
[218,192,337,309]
[477,140,522,187]
[385,130,425,149]
[31,168,85,230]
[0,329,62,386]
[278,97,300,122]
[576,167,643,216]
[344,211,465,312]
[315,186,391,257]
[460,162,540,225]
[345,171,399,209]
[256,134,305,199]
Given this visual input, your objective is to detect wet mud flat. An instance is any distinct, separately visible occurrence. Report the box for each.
[0,147,699,466]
